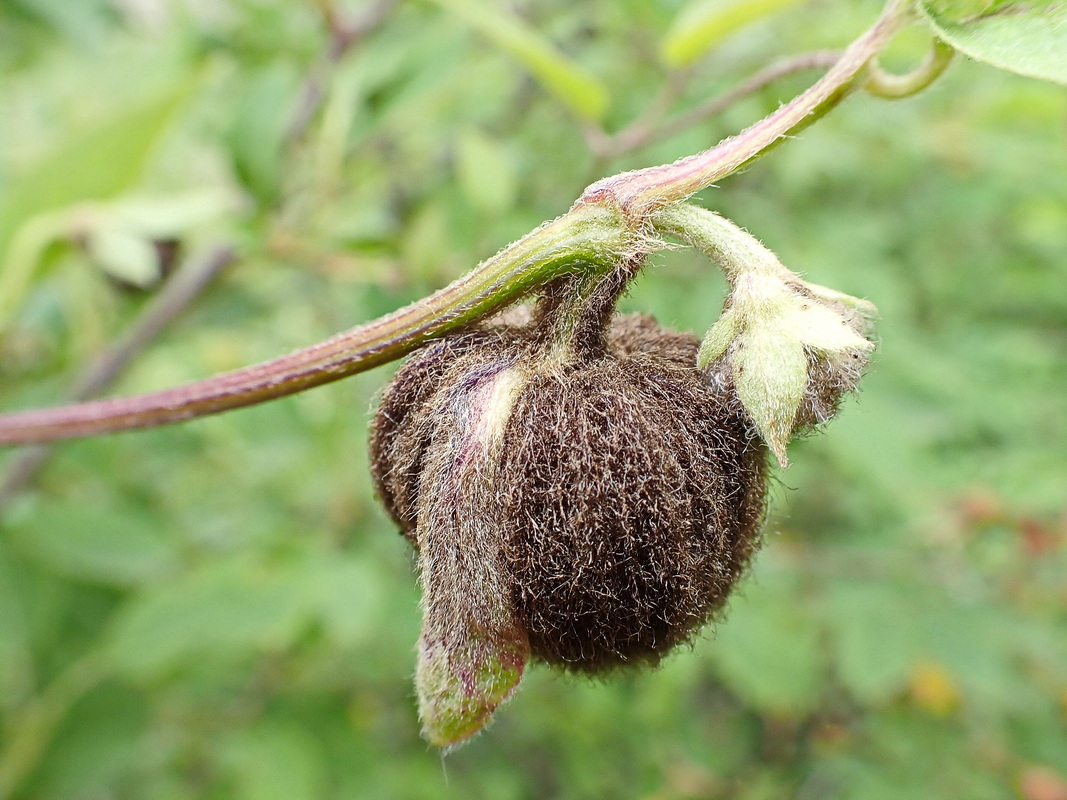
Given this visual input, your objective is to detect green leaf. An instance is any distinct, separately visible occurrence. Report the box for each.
[108,561,314,677]
[426,0,609,120]
[823,581,923,704]
[226,62,300,205]
[662,0,805,67]
[31,684,147,800]
[0,80,194,259]
[0,80,194,330]
[0,545,33,705]
[308,557,386,648]
[216,723,326,800]
[455,128,518,215]
[710,580,825,714]
[919,601,1022,712]
[918,1,1067,85]
[107,190,239,237]
[11,0,115,47]
[8,502,181,587]
[86,228,162,289]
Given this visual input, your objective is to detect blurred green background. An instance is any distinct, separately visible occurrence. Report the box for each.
[1,0,1065,798]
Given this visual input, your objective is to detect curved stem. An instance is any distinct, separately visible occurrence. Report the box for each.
[599,50,841,160]
[0,205,629,444]
[651,203,785,284]
[0,245,234,507]
[865,38,955,99]
[0,0,928,447]
[586,67,695,160]
[580,0,915,218]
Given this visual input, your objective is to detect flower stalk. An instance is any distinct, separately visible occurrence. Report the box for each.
[0,0,931,447]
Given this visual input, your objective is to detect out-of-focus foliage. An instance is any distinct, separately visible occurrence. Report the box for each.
[919,0,1067,85]
[0,1,1065,798]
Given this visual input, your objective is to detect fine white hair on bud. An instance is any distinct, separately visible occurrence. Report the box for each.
[369,309,768,747]
[371,206,877,746]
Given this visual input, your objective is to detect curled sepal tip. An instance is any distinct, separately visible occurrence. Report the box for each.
[416,628,527,748]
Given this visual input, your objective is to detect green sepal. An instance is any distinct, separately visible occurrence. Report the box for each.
[416,629,528,749]
[730,318,807,467]
[698,306,741,368]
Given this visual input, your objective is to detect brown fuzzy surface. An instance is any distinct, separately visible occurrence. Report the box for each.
[604,313,704,367]
[369,325,529,542]
[369,312,768,674]
[497,345,765,671]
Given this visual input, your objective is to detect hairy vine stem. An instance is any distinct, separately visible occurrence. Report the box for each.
[590,49,844,161]
[0,0,933,447]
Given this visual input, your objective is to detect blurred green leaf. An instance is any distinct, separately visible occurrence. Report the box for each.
[107,190,239,237]
[4,0,116,47]
[308,556,387,649]
[108,561,313,677]
[455,128,518,215]
[824,581,923,704]
[399,201,453,280]
[662,0,805,66]
[217,723,326,800]
[7,502,181,587]
[86,227,162,288]
[29,684,146,800]
[426,0,609,120]
[920,601,1022,712]
[226,62,300,205]
[0,81,194,330]
[918,1,1067,85]
[709,579,825,714]
[0,81,193,258]
[0,545,33,706]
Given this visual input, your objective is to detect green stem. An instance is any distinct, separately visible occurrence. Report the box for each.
[0,204,629,444]
[0,653,108,800]
[0,0,931,447]
[864,38,955,99]
[604,49,842,160]
[650,203,787,284]
[579,0,915,219]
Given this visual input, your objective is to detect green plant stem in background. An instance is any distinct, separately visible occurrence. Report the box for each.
[0,653,108,800]
[581,0,913,217]
[0,0,933,446]
[590,49,843,161]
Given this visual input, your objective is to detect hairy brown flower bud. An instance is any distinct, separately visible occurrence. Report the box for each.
[369,309,768,745]
[498,343,766,671]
